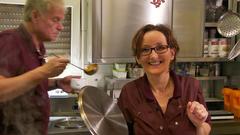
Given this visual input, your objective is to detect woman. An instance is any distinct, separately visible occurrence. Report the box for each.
[117,24,211,135]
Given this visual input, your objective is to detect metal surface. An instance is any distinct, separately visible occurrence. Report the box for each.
[54,117,86,129]
[78,86,128,135]
[172,0,205,58]
[91,0,172,63]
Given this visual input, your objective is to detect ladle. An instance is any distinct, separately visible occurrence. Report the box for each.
[51,54,98,75]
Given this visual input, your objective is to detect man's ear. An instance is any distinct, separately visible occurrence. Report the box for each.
[31,10,41,23]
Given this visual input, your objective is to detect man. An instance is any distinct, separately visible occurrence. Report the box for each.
[0,0,76,134]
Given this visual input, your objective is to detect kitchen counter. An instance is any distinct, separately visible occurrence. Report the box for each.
[49,117,240,135]
[48,128,90,135]
[211,119,240,135]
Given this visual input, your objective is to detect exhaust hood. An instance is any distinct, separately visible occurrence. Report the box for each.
[86,0,172,63]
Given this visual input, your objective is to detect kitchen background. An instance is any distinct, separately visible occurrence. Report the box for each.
[1,0,240,134]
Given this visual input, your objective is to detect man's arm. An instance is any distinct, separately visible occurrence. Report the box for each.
[0,67,48,102]
[0,57,69,102]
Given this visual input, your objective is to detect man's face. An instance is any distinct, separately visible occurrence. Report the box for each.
[34,5,65,42]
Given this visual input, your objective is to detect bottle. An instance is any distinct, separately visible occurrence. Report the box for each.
[195,65,200,77]
[214,63,220,76]
[203,39,209,57]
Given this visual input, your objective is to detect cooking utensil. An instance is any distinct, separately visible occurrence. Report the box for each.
[217,1,240,37]
[228,40,240,60]
[78,86,128,135]
[51,54,98,75]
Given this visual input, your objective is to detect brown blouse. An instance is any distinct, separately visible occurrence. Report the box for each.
[117,71,211,135]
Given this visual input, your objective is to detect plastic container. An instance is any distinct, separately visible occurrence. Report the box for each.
[128,68,144,78]
[222,87,234,112]
[231,90,240,118]
[112,69,127,79]
[114,63,127,72]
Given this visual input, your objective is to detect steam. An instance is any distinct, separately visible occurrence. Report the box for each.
[1,89,44,135]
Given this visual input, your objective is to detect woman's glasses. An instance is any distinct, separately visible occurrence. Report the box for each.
[140,45,170,56]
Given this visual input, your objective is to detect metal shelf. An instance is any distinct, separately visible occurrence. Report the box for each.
[195,76,227,81]
[206,98,223,102]
[176,57,230,62]
[205,22,218,27]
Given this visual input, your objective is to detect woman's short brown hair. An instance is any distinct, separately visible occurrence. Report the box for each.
[132,24,179,59]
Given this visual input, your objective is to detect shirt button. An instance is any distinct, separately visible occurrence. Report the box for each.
[175,121,179,126]
[159,126,164,130]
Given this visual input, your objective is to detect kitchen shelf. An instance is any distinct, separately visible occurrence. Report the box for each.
[205,22,218,27]
[195,76,227,81]
[206,97,223,102]
[176,57,230,62]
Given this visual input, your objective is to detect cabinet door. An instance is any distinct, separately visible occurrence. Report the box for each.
[173,0,205,58]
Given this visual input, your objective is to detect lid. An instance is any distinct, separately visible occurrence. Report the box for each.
[78,86,128,135]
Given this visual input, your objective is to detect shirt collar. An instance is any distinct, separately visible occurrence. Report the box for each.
[16,24,46,56]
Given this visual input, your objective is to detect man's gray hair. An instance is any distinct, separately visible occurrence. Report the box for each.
[23,0,64,21]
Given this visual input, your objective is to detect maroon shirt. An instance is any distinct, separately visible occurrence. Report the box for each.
[0,24,49,135]
[118,71,211,135]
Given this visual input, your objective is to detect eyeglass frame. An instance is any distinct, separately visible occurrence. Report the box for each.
[140,44,172,56]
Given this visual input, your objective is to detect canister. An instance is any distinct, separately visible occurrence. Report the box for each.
[218,38,228,58]
[209,38,219,58]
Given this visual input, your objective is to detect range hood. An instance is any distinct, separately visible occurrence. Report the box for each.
[88,0,173,63]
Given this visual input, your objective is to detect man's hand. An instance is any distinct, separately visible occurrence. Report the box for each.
[38,57,69,78]
[57,76,81,93]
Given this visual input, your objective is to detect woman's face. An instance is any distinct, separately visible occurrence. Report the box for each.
[136,30,175,76]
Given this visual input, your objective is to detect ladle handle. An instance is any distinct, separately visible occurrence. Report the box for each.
[68,63,85,71]
[51,53,85,71]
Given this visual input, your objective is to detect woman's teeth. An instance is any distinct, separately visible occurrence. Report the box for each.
[149,61,162,65]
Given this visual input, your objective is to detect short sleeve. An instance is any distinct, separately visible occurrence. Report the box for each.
[0,33,22,77]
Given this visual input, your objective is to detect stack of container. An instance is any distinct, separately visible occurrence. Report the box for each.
[222,87,240,118]
[112,63,127,78]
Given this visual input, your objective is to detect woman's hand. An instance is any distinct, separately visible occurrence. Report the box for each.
[186,101,208,128]
[57,76,81,93]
